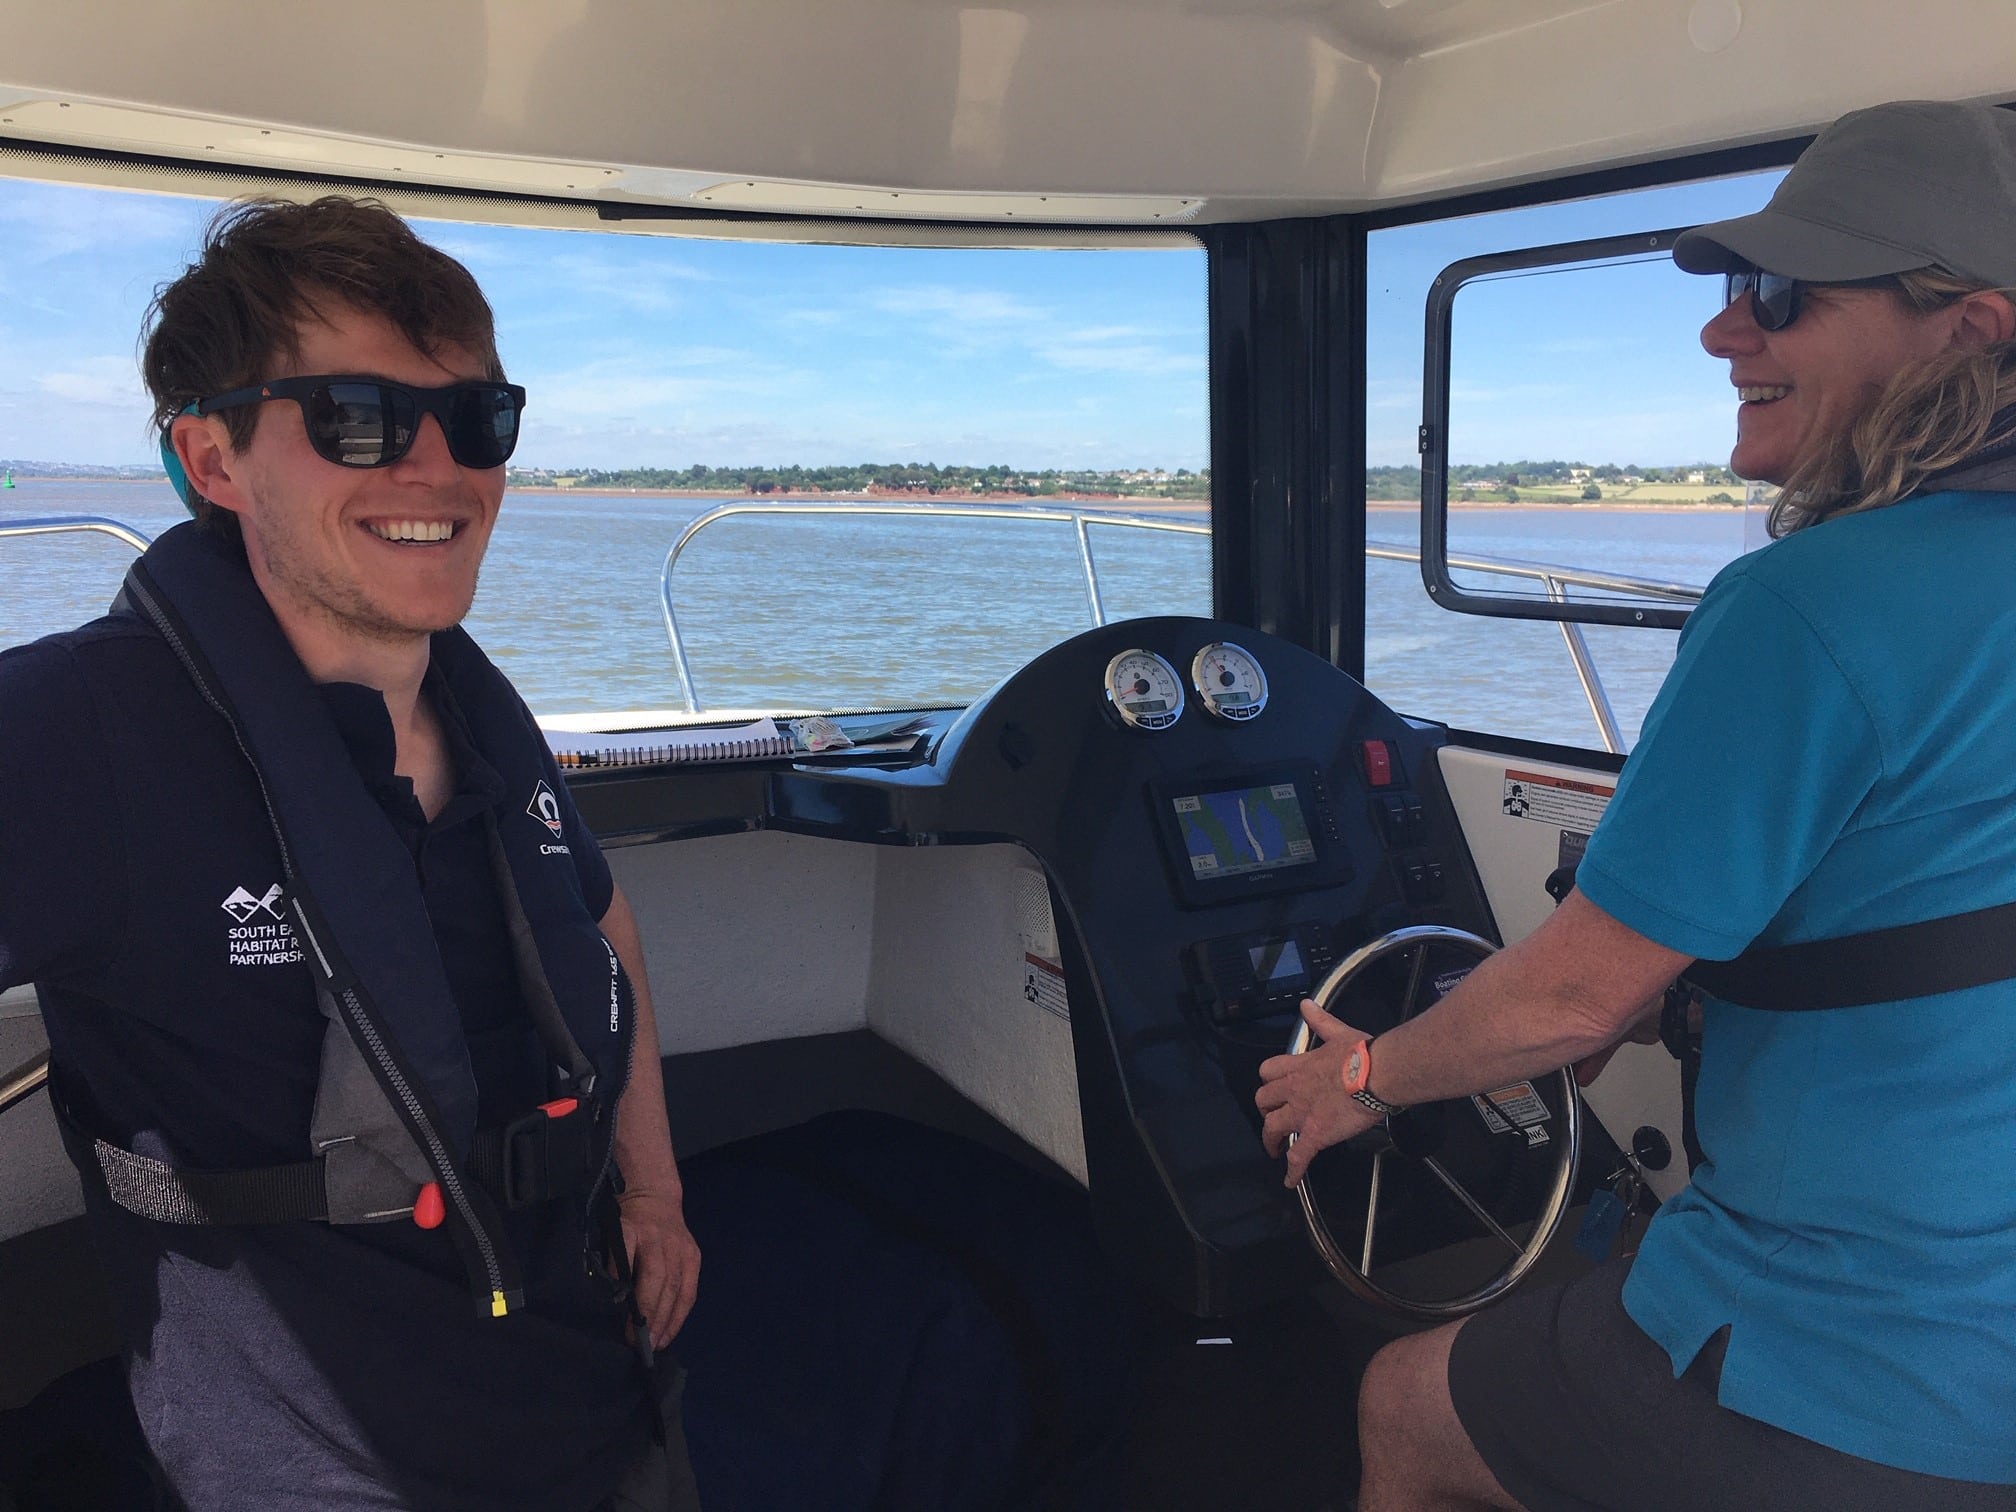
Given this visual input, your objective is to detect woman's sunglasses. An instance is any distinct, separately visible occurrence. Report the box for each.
[195,376,528,470]
[1723,268,1806,331]
[1723,267,1900,333]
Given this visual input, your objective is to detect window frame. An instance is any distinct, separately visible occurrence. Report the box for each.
[1416,225,1699,631]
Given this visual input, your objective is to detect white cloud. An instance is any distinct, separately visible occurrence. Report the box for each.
[37,356,148,410]
[1035,329,1203,378]
[868,284,1047,325]
[429,235,714,317]
[0,186,200,267]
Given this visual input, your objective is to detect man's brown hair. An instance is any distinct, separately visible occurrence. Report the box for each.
[141,195,505,530]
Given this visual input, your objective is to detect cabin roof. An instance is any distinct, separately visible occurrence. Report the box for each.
[0,0,2010,224]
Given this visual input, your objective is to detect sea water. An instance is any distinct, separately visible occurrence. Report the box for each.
[0,481,1753,752]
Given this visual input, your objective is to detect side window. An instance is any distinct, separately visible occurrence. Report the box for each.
[1,177,1211,719]
[1364,171,1784,750]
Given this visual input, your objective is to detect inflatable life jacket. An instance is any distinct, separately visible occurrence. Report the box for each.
[58,522,634,1320]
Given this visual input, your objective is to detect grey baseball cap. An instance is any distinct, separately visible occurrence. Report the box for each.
[1673,99,2016,288]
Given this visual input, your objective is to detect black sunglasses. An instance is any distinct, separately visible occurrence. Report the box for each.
[1723,268,1901,333]
[1723,267,1805,331]
[196,376,528,471]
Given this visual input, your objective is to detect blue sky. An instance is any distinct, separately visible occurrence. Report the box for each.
[0,165,1785,472]
[1366,165,1788,468]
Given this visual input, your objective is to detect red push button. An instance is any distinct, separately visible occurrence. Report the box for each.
[413,1181,446,1229]
[1361,740,1395,787]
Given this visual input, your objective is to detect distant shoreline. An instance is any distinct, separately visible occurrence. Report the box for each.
[1368,499,1744,513]
[6,477,1747,514]
[502,485,1211,509]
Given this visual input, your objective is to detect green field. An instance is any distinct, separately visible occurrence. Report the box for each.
[1505,483,1747,505]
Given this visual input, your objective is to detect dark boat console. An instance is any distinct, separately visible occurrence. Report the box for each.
[569,617,1505,1315]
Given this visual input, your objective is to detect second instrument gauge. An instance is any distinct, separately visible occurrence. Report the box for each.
[1104,649,1185,731]
[1191,641,1268,721]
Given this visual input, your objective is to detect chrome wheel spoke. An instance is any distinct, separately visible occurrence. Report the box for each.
[1399,942,1429,1021]
[1361,1150,1384,1273]
[1422,1155,1522,1256]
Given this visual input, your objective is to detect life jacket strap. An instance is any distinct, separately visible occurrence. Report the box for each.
[1550,861,2016,1012]
[57,1083,599,1227]
[1682,897,2016,1011]
[83,1129,331,1224]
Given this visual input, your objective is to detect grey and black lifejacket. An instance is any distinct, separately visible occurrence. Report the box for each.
[58,521,633,1319]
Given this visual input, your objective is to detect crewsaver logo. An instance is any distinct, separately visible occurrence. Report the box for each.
[527,780,565,837]
[221,884,286,924]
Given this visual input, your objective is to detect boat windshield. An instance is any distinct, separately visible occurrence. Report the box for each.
[0,176,1211,719]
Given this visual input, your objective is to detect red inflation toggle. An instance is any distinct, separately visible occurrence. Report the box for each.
[413,1182,446,1229]
[539,1097,579,1119]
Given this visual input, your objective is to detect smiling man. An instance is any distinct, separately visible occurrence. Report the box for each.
[0,197,699,1510]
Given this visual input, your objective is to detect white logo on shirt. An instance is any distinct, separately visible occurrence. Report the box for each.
[220,884,286,923]
[527,780,565,837]
[221,884,304,968]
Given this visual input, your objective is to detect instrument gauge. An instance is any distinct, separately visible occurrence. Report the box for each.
[1103,649,1185,731]
[1192,642,1268,722]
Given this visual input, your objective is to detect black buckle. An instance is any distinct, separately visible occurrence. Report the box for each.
[499,1098,593,1209]
[1659,982,1702,1061]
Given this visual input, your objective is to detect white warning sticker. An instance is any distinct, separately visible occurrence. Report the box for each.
[1472,1081,1551,1146]
[1023,953,1070,1021]
[1501,768,1614,831]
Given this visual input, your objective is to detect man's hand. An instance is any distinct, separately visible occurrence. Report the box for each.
[620,1188,700,1350]
[1255,999,1384,1189]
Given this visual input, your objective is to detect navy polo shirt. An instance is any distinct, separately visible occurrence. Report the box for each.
[0,614,652,1511]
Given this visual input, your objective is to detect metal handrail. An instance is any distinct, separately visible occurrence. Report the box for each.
[0,515,154,553]
[1371,540,1702,607]
[1,1051,49,1119]
[1368,540,1700,755]
[657,502,1207,711]
[656,502,1705,747]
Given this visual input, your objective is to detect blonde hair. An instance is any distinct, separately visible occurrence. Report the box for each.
[1770,268,2016,536]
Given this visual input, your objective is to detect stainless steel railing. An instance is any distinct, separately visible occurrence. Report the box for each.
[657,501,1704,749]
[1368,543,1702,754]
[0,515,154,553]
[0,1051,48,1118]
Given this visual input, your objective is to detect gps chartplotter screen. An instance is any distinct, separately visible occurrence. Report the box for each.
[1171,783,1318,880]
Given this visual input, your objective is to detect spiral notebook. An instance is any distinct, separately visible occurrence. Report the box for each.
[544,717,794,769]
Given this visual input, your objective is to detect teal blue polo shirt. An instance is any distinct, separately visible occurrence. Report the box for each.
[1576,489,2016,1483]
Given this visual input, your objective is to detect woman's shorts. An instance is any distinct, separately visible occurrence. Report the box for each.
[1445,1259,2016,1512]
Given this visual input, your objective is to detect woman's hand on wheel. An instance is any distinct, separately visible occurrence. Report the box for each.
[1256,999,1384,1188]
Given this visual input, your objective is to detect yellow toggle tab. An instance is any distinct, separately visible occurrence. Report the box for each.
[491,1290,510,1318]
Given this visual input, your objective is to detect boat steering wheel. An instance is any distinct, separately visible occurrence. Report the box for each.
[1285,925,1582,1320]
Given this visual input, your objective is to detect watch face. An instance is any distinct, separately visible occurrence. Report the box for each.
[1344,1047,1366,1092]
